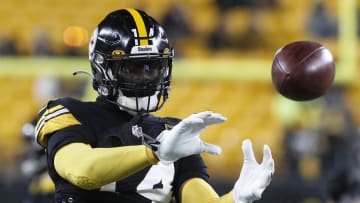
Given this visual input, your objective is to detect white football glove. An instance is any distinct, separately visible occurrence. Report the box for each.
[233,139,275,203]
[153,111,227,163]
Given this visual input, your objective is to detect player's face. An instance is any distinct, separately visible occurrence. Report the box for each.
[110,59,168,83]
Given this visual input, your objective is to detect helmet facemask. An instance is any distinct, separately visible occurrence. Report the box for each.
[111,57,169,97]
[112,55,171,112]
[91,50,173,113]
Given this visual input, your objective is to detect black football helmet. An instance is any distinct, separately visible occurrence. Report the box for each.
[89,8,174,112]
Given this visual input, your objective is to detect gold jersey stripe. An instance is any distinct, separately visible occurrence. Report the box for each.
[37,113,81,147]
[35,105,81,147]
[126,8,148,45]
[35,104,64,133]
[35,105,68,137]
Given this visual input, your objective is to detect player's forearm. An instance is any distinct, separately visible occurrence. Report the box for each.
[54,142,158,190]
[181,178,235,203]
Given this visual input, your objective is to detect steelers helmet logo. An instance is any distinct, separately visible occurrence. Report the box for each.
[112,50,125,59]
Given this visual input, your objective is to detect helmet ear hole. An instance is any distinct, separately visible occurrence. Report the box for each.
[95,54,104,64]
[92,80,98,90]
[98,86,110,96]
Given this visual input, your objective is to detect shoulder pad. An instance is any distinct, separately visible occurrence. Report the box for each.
[35,98,81,147]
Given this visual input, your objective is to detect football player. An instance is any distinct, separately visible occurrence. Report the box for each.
[35,8,274,203]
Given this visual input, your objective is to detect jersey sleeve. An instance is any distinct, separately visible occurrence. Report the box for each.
[35,98,84,148]
[172,154,210,202]
[35,98,94,187]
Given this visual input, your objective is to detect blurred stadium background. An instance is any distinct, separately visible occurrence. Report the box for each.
[1,0,360,202]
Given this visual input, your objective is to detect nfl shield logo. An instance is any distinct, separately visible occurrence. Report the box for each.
[132,125,143,138]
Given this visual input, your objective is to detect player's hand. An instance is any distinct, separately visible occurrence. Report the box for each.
[233,139,275,203]
[154,111,226,164]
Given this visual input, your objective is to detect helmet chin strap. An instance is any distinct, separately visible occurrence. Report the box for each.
[116,91,160,113]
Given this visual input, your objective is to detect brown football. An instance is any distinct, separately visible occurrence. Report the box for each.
[271,41,335,101]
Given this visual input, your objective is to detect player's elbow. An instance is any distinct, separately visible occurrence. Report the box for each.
[57,161,103,190]
[55,158,102,190]
[54,144,104,190]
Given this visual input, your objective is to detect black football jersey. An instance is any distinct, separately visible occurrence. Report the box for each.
[35,96,209,203]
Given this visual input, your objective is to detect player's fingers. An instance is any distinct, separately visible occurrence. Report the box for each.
[176,117,204,132]
[200,142,222,155]
[180,111,217,128]
[178,112,226,134]
[261,145,275,173]
[189,111,213,119]
[261,145,272,163]
[242,139,257,163]
[203,113,227,125]
[191,111,227,124]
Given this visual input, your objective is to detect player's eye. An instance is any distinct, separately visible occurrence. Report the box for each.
[113,60,165,81]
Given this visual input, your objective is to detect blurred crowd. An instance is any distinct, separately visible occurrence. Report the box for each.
[1,0,359,203]
[0,0,339,58]
[268,86,360,203]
